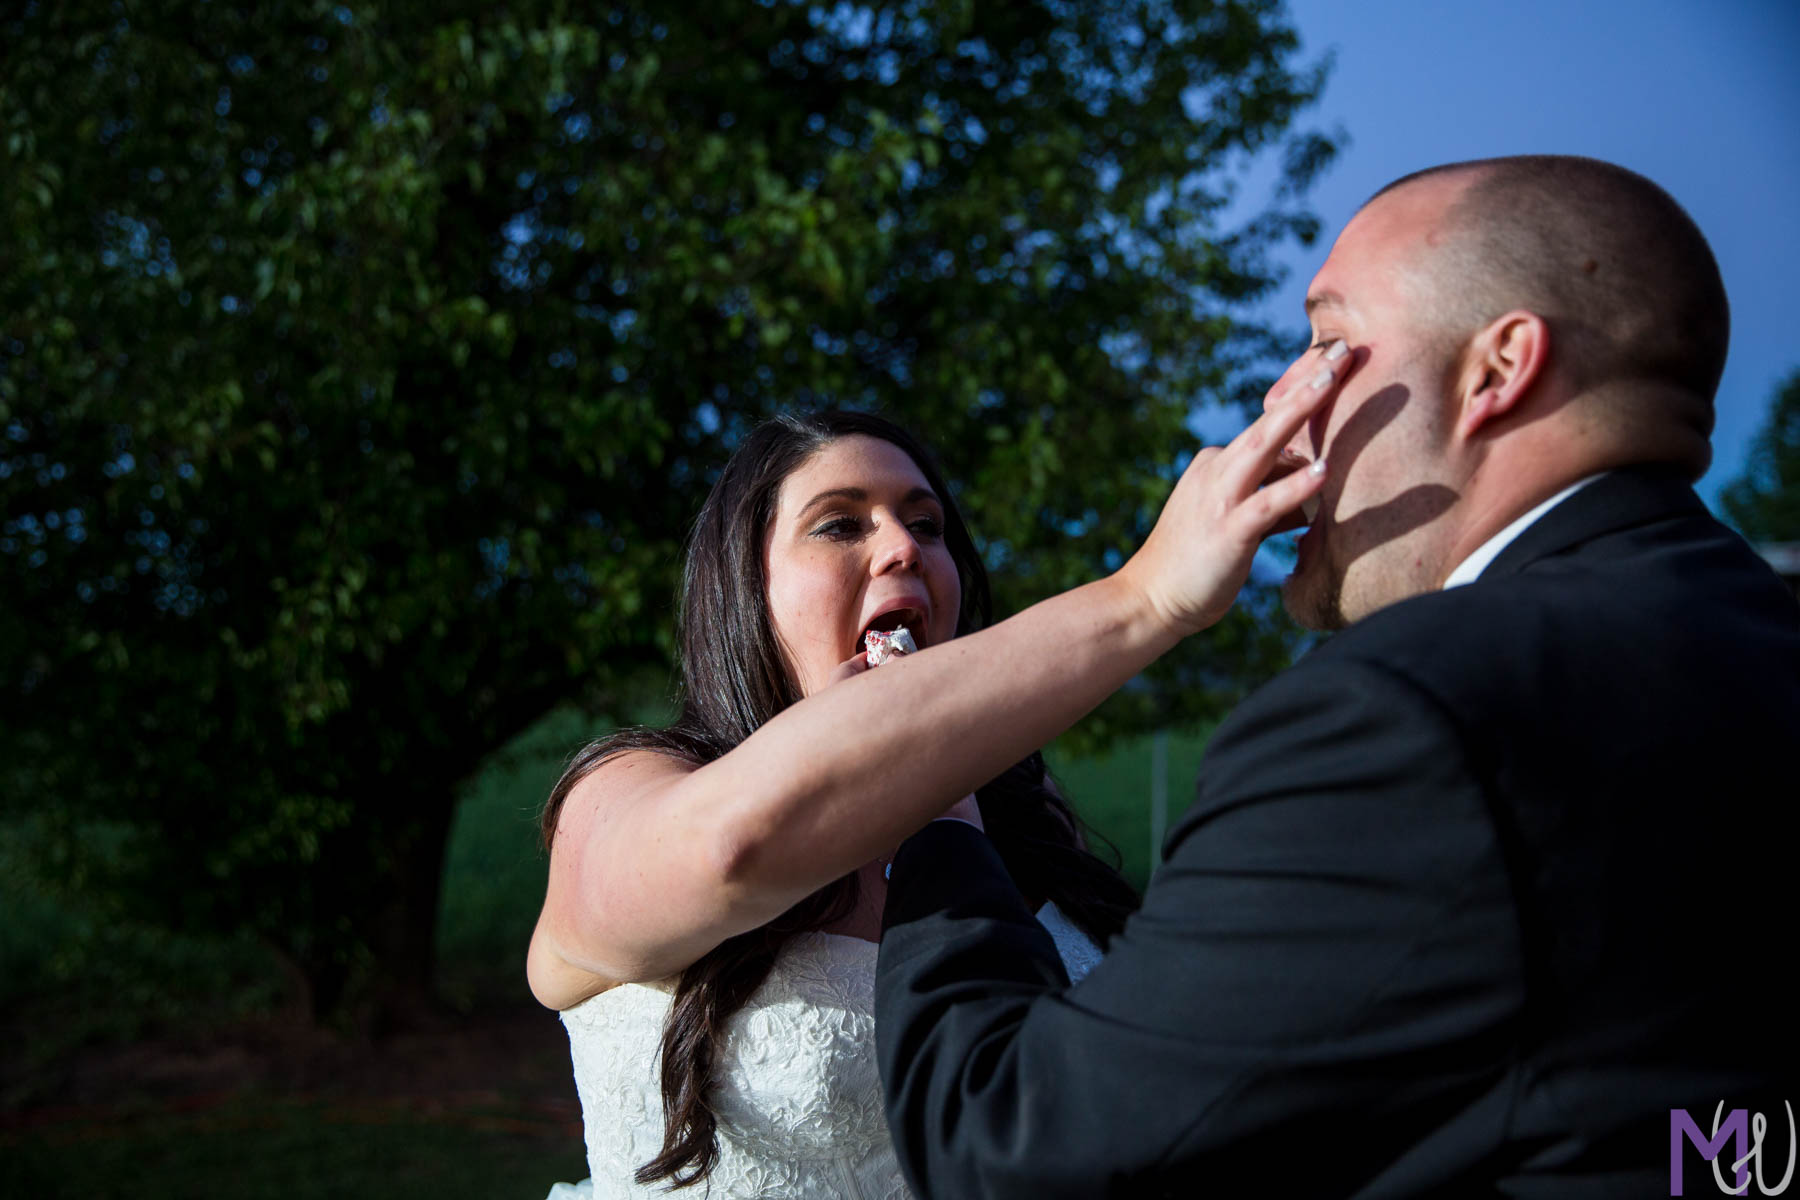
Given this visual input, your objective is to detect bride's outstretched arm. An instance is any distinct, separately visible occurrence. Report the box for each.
[530,355,1343,1003]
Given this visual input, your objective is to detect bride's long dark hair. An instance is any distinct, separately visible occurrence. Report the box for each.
[541,410,1139,1188]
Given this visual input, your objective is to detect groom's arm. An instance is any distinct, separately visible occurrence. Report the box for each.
[875,657,1525,1199]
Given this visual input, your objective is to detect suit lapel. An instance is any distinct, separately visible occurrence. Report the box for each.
[1481,466,1708,581]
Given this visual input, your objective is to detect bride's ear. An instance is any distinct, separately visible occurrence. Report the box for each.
[1454,311,1550,441]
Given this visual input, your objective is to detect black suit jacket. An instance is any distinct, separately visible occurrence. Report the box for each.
[876,467,1800,1198]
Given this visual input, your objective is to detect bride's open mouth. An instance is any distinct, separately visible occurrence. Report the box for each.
[858,605,927,656]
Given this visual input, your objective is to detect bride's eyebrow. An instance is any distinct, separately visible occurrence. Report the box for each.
[795,486,939,522]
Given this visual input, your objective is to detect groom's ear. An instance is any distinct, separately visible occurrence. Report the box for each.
[1453,310,1551,441]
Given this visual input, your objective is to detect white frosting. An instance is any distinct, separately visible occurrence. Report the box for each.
[864,627,917,665]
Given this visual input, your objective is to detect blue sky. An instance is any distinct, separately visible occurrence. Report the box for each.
[1217,0,1800,510]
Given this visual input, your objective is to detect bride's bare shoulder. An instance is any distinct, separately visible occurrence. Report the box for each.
[552,747,700,834]
[529,747,705,1010]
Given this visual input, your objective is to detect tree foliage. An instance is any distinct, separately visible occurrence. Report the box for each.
[0,0,1333,1021]
[1722,369,1800,545]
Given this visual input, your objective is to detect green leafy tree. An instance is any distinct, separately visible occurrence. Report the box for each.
[1,0,1332,1023]
[1722,369,1800,544]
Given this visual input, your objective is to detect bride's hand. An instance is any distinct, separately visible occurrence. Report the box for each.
[1118,341,1349,636]
[823,651,875,689]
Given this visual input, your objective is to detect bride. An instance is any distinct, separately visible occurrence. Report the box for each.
[531,400,1329,1196]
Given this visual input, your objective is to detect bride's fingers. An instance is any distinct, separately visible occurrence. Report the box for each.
[825,652,874,688]
[1263,339,1351,412]
[1242,455,1326,538]
[1260,452,1307,487]
[1265,506,1312,538]
[1256,452,1322,535]
[1216,364,1339,501]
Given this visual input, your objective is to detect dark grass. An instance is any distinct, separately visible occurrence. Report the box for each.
[434,708,600,1011]
[0,1095,589,1200]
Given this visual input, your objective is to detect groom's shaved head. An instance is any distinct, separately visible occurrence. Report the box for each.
[1372,155,1729,420]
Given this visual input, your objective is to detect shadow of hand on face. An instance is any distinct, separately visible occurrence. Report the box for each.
[1324,382,1460,576]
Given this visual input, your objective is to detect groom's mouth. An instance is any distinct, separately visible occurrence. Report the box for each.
[1293,500,1328,571]
[1294,524,1319,574]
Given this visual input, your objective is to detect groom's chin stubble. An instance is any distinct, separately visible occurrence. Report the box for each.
[1281,566,1347,633]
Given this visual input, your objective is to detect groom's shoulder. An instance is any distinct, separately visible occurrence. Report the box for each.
[1258,533,1798,741]
[1240,574,1617,742]
[1204,591,1498,762]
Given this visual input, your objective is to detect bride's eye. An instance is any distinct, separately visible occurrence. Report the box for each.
[810,517,861,540]
[908,516,944,540]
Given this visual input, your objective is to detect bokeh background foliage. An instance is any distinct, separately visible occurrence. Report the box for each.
[1722,369,1800,545]
[1,0,1335,1027]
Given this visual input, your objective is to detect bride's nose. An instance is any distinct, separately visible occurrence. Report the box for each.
[870,518,922,575]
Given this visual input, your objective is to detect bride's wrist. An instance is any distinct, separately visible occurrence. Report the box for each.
[1099,569,1194,650]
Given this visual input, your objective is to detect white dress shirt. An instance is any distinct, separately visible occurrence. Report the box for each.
[1441,474,1608,590]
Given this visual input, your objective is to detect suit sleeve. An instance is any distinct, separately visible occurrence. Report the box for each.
[875,658,1527,1198]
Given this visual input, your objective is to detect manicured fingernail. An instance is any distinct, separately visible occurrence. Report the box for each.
[1325,340,1349,361]
[1309,366,1334,390]
[1309,457,1327,477]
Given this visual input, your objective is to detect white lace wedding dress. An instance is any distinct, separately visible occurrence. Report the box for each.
[545,903,1102,1200]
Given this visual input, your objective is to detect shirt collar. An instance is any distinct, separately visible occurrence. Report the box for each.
[1441,473,1610,590]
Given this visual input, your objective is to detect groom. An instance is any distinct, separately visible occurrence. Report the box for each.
[876,155,1800,1197]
